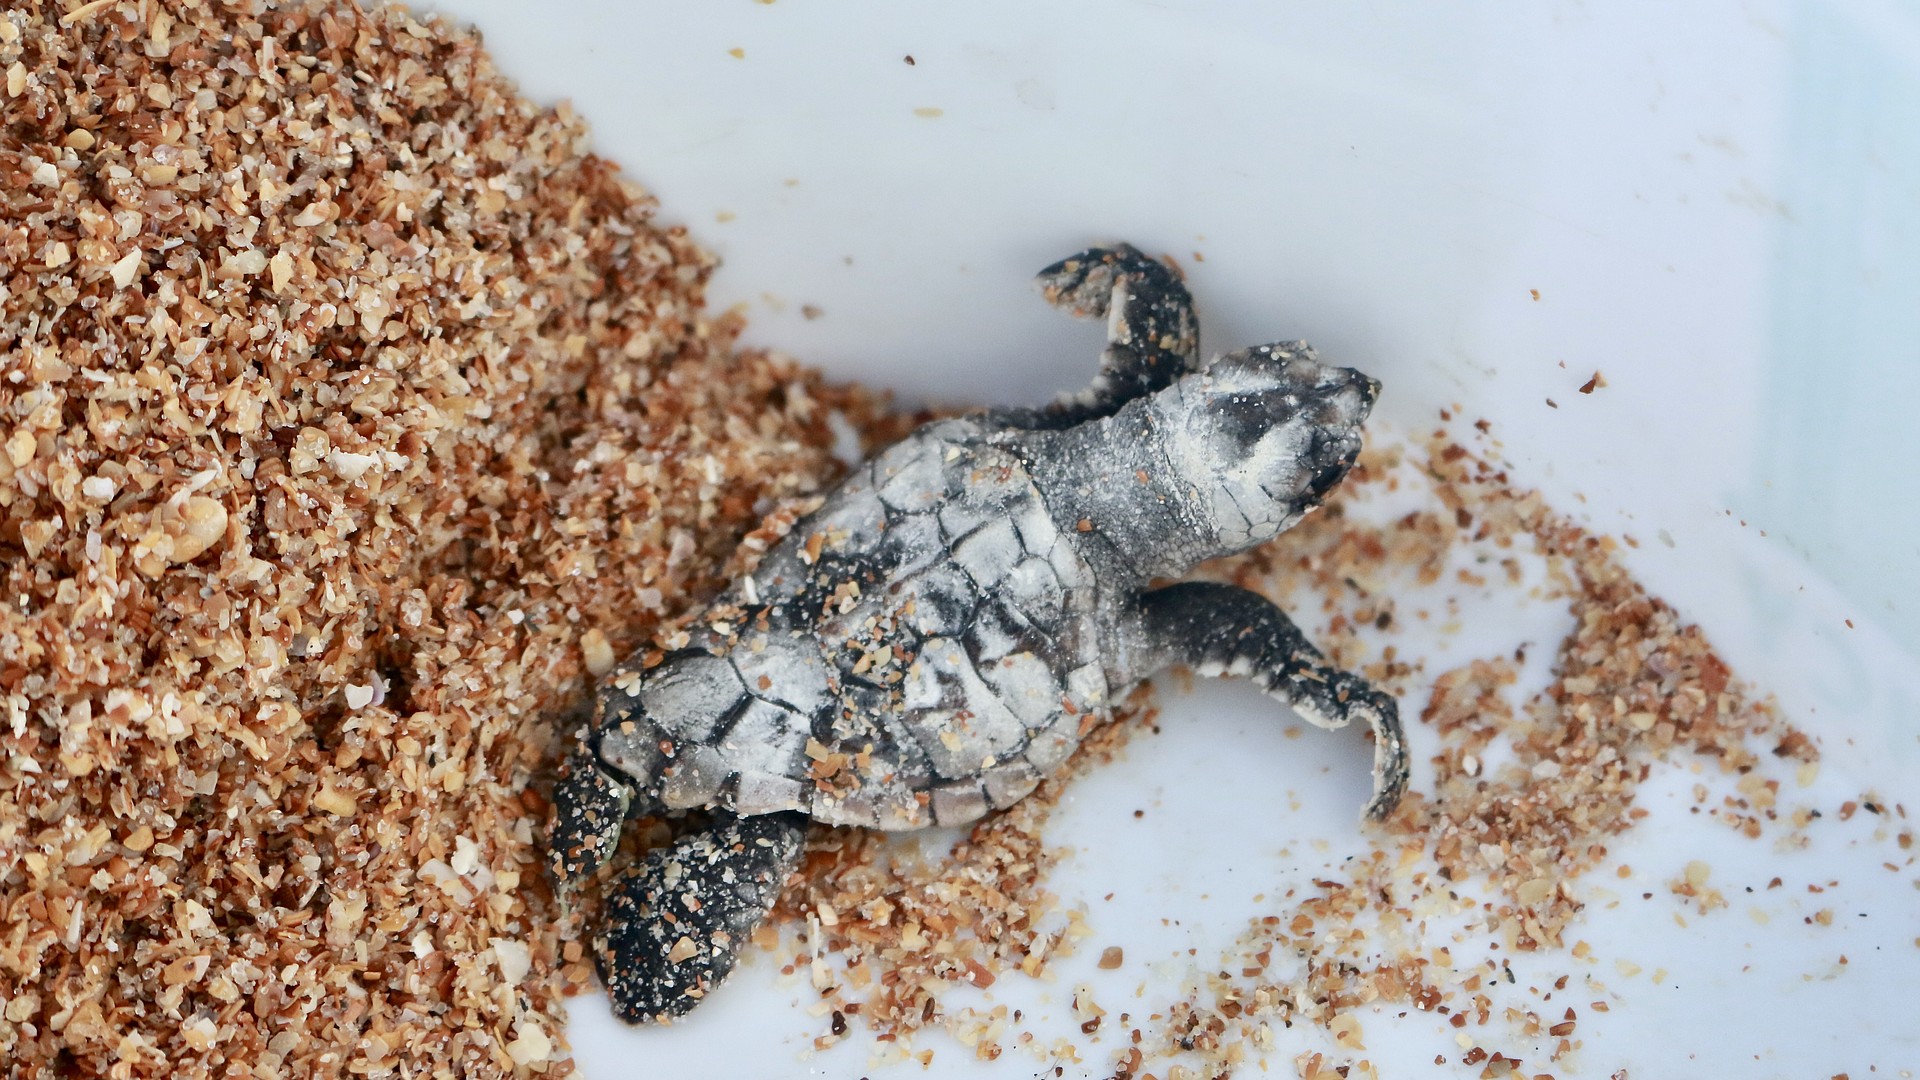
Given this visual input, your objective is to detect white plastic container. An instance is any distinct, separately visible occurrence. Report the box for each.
[435,2,1920,1074]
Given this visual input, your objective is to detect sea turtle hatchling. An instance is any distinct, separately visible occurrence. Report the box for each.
[549,244,1410,1023]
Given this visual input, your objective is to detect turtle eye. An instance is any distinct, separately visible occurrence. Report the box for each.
[1208,392,1296,453]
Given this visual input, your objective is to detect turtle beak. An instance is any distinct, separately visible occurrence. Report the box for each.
[1292,367,1376,503]
[1302,364,1379,429]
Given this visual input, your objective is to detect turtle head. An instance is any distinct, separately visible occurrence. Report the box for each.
[1151,342,1377,554]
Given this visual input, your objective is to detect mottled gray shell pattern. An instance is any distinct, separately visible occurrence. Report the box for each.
[595,415,1105,831]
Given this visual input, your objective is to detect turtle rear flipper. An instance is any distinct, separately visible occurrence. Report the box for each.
[549,737,636,887]
[594,812,808,1023]
[999,244,1199,429]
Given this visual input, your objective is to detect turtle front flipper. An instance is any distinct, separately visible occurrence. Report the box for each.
[1001,244,1200,429]
[595,811,808,1023]
[1129,581,1409,821]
